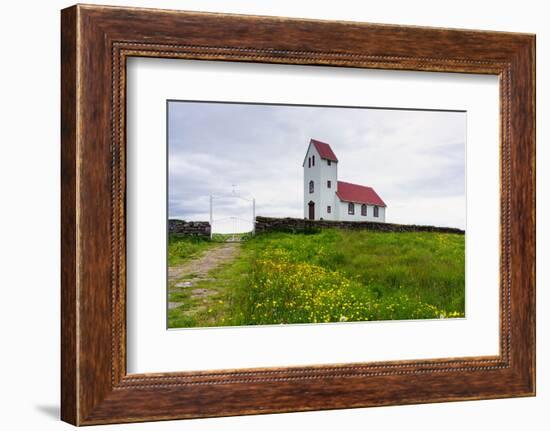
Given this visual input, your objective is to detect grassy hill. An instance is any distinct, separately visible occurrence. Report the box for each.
[168,229,465,328]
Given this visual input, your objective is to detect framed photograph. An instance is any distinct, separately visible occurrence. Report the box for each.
[165,101,467,330]
[61,4,535,425]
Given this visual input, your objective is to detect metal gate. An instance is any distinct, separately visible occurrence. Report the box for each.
[209,191,255,242]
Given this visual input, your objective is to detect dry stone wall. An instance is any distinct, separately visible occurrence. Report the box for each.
[255,216,464,235]
[168,219,211,238]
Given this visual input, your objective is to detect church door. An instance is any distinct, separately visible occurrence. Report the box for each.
[308,201,315,220]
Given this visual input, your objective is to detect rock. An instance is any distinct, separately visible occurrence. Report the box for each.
[168,219,211,238]
[254,216,464,235]
[191,288,218,299]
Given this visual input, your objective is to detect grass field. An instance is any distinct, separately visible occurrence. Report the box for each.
[168,235,216,266]
[168,229,465,328]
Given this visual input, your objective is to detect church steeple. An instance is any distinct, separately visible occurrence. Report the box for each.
[303,139,338,221]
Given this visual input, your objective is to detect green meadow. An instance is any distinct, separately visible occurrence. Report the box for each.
[167,229,465,328]
[168,235,217,266]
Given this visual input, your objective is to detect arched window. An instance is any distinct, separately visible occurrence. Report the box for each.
[348,202,355,215]
[373,206,379,217]
[312,155,315,166]
[361,204,367,216]
[308,157,311,168]
[309,180,314,193]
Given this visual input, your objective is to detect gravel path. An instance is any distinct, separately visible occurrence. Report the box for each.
[168,243,241,310]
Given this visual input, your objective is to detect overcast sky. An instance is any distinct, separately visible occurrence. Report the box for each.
[168,101,466,231]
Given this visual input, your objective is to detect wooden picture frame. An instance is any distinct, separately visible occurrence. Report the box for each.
[61,4,535,425]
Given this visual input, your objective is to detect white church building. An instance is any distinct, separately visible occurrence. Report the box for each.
[303,139,387,222]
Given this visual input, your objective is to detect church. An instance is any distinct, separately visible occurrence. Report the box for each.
[303,139,387,222]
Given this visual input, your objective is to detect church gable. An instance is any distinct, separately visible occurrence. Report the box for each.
[310,139,338,162]
[302,138,339,167]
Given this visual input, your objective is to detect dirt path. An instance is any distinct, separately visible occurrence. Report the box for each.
[168,243,241,311]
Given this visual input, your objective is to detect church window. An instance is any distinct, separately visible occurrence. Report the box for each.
[361,204,367,216]
[309,180,314,193]
[348,202,355,215]
[374,206,379,217]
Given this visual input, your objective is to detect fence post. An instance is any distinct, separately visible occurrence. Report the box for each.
[252,198,256,235]
[209,194,213,240]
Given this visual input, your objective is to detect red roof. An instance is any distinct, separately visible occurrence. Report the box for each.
[336,181,386,207]
[311,139,338,162]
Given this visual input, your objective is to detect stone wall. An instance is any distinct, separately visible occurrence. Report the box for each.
[168,219,211,238]
[255,216,464,235]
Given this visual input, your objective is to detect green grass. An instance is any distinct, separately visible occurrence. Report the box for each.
[168,235,216,266]
[211,232,254,242]
[168,255,249,328]
[168,229,465,328]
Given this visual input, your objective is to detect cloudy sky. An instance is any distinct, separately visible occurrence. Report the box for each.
[168,101,466,231]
